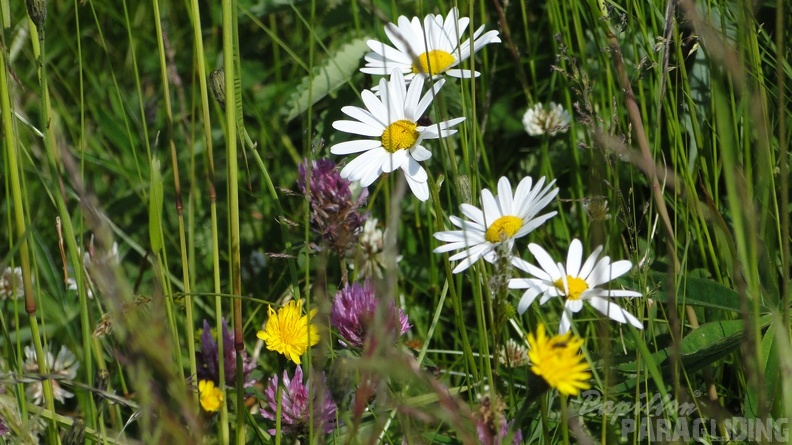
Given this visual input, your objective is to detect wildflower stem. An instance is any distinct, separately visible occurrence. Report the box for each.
[428,173,479,380]
[24,3,98,437]
[221,0,245,440]
[776,0,790,331]
[560,394,569,444]
[150,0,197,407]
[187,0,230,433]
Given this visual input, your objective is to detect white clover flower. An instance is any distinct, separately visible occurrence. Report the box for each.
[433,176,559,273]
[510,239,643,333]
[362,7,501,82]
[522,102,572,136]
[352,218,387,279]
[23,345,79,405]
[497,338,529,368]
[0,267,23,300]
[330,70,465,201]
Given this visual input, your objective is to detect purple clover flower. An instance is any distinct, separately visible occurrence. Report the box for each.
[331,281,410,347]
[297,159,368,256]
[476,416,523,445]
[196,319,256,388]
[260,366,337,435]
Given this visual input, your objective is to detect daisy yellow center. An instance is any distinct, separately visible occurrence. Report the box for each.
[553,276,589,301]
[381,120,419,153]
[198,380,224,413]
[527,324,591,396]
[412,50,455,76]
[485,216,523,243]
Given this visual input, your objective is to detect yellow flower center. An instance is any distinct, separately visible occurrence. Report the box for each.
[553,275,589,301]
[412,50,455,76]
[484,216,523,243]
[381,120,419,153]
[198,380,224,413]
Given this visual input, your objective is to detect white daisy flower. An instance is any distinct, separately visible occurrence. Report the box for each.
[510,239,643,333]
[522,102,572,136]
[330,70,465,201]
[361,7,501,82]
[433,176,559,273]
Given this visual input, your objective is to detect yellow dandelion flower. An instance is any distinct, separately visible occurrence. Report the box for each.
[257,300,319,364]
[198,380,224,412]
[527,324,591,396]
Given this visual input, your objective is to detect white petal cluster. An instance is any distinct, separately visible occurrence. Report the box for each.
[522,102,572,136]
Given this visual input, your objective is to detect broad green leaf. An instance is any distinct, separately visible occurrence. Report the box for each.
[283,37,370,121]
[745,315,785,419]
[645,272,769,313]
[148,157,164,254]
[677,319,746,366]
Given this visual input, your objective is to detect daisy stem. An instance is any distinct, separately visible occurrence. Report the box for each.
[471,265,495,396]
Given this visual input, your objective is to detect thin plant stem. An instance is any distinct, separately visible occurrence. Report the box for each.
[221,0,245,441]
[151,0,197,404]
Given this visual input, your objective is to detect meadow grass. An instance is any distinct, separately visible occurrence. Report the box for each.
[0,0,789,443]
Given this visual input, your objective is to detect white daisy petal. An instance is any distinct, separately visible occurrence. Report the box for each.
[528,244,562,281]
[459,203,486,226]
[566,299,584,313]
[566,239,583,278]
[433,241,470,253]
[333,120,383,137]
[410,145,432,162]
[365,39,413,65]
[587,256,615,287]
[341,106,387,130]
[381,150,408,173]
[579,245,604,278]
[511,258,553,281]
[607,260,634,280]
[403,156,428,182]
[497,177,514,215]
[517,287,542,314]
[606,289,643,298]
[341,148,386,183]
[559,311,573,334]
[445,69,479,78]
[588,297,642,329]
[449,216,485,233]
[404,173,429,201]
[508,277,534,290]
[330,139,382,155]
[480,188,501,222]
[361,90,389,121]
